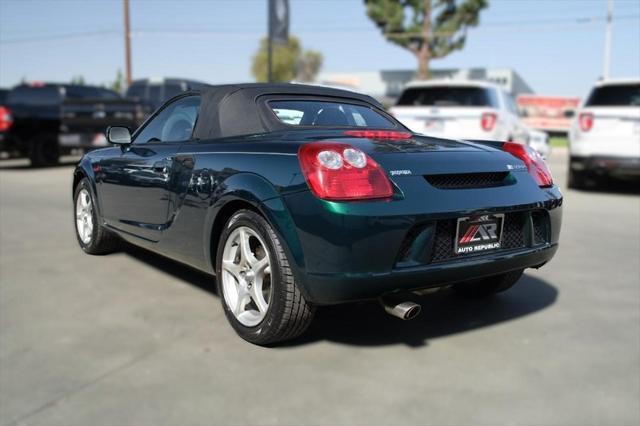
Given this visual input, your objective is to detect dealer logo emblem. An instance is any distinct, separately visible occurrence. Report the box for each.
[455,214,504,255]
[459,222,499,244]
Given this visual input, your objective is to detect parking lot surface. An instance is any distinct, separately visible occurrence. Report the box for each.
[1,149,639,426]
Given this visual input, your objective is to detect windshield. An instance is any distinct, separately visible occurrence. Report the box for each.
[585,84,640,106]
[268,100,396,128]
[397,86,499,107]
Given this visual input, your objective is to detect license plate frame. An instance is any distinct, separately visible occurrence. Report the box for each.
[454,214,505,255]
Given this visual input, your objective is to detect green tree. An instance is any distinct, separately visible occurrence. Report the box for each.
[252,35,323,83]
[296,50,323,82]
[71,75,86,85]
[365,0,488,79]
[111,69,124,94]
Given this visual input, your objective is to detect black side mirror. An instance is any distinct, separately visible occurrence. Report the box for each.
[106,126,132,145]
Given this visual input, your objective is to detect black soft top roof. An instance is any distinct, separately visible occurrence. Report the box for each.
[191,83,388,140]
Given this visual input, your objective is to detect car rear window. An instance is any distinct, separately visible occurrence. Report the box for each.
[585,84,640,106]
[268,100,395,128]
[396,86,499,107]
[7,86,63,106]
[65,86,121,100]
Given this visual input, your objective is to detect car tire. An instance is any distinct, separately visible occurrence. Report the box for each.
[216,209,315,345]
[73,178,119,255]
[29,134,59,167]
[453,269,524,299]
[568,169,587,189]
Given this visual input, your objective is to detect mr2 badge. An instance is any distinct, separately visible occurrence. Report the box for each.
[454,214,504,255]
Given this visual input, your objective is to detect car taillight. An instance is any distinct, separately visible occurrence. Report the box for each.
[503,142,553,187]
[298,142,393,201]
[343,130,412,140]
[480,113,497,131]
[0,106,13,132]
[579,113,594,132]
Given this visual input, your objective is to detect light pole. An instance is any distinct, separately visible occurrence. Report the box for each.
[267,0,289,83]
[602,0,613,80]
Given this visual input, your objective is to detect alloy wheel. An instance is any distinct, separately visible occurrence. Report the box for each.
[75,188,94,245]
[221,226,272,327]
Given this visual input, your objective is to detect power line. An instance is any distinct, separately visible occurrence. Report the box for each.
[1,14,638,45]
[0,30,118,44]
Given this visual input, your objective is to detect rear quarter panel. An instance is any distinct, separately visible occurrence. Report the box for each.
[155,138,308,275]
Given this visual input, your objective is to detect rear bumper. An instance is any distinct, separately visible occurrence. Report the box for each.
[58,132,109,149]
[304,244,558,304]
[281,181,563,304]
[0,133,21,154]
[570,155,640,177]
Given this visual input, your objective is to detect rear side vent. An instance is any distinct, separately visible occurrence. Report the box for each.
[425,172,511,190]
[531,210,550,246]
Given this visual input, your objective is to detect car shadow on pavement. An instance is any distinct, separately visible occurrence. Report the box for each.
[122,245,558,348]
[288,275,558,348]
[123,245,218,295]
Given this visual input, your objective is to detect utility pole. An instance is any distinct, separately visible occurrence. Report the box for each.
[123,0,132,87]
[603,0,613,80]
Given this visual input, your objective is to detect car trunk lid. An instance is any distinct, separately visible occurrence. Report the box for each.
[579,106,640,138]
[313,132,520,177]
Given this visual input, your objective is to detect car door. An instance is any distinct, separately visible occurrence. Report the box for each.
[98,95,200,242]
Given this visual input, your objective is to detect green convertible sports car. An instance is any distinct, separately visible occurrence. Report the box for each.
[73,83,562,345]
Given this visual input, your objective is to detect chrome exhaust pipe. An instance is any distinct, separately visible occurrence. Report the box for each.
[380,296,421,320]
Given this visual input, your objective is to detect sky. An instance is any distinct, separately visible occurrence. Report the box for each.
[0,0,639,97]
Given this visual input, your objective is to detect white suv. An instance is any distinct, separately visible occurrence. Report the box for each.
[568,79,640,188]
[390,80,541,150]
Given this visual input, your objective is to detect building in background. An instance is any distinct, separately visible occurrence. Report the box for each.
[317,67,535,105]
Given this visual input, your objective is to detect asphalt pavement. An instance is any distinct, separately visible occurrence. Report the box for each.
[0,148,638,426]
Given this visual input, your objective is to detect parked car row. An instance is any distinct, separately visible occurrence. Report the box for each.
[4,75,638,188]
[0,78,205,166]
[390,77,640,189]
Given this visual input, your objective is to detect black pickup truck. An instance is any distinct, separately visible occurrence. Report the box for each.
[0,89,12,159]
[124,78,206,110]
[59,94,144,153]
[58,78,206,160]
[0,83,133,166]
